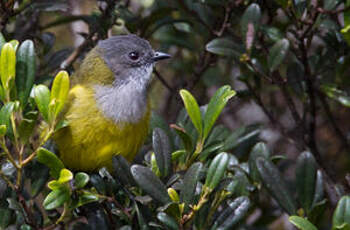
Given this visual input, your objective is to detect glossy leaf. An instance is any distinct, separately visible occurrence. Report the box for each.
[0,124,6,136]
[240,3,261,36]
[0,102,15,129]
[312,170,324,208]
[296,151,317,214]
[167,188,179,203]
[321,85,350,107]
[58,168,73,183]
[0,33,5,51]
[205,152,229,190]
[211,196,251,230]
[180,162,202,211]
[131,165,171,205]
[248,142,270,182]
[179,89,203,137]
[36,147,65,179]
[33,85,50,121]
[222,125,261,151]
[0,43,16,90]
[43,187,70,210]
[171,125,193,153]
[256,157,297,214]
[157,212,179,230]
[268,38,290,72]
[153,128,172,177]
[112,155,136,187]
[50,70,70,116]
[9,40,19,50]
[333,196,350,229]
[203,85,236,140]
[73,172,89,189]
[289,216,317,230]
[206,38,244,58]
[75,191,99,207]
[16,40,36,107]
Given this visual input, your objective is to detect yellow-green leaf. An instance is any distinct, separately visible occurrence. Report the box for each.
[50,70,70,116]
[8,40,19,51]
[58,168,73,183]
[179,89,203,138]
[0,43,16,90]
[203,85,236,140]
[289,216,317,230]
[33,85,50,121]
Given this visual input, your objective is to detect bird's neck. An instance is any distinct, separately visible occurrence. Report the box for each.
[93,80,148,124]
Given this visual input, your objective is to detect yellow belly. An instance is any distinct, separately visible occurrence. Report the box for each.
[53,85,150,171]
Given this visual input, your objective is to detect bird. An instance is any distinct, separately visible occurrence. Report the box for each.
[53,34,170,171]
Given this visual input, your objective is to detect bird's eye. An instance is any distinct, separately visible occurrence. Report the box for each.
[128,51,139,61]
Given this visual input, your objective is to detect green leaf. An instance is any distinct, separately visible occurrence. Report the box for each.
[0,33,5,51]
[289,216,318,230]
[50,70,70,116]
[333,196,350,229]
[74,172,89,189]
[312,170,324,209]
[211,196,251,230]
[171,125,193,153]
[248,142,270,182]
[157,212,179,230]
[9,40,19,51]
[296,151,317,214]
[204,152,229,190]
[0,124,6,136]
[0,208,12,229]
[131,165,171,205]
[206,38,244,58]
[36,147,65,179]
[16,40,36,107]
[76,191,99,207]
[320,85,350,107]
[180,162,202,212]
[33,85,50,121]
[20,224,33,230]
[179,89,203,138]
[0,102,15,129]
[256,157,297,214]
[222,125,261,151]
[171,149,187,161]
[43,186,70,210]
[47,180,63,190]
[58,168,73,183]
[112,155,136,187]
[153,128,172,177]
[203,85,236,140]
[268,38,290,72]
[240,3,261,36]
[0,43,16,90]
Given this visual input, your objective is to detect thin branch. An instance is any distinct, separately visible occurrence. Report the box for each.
[154,68,174,93]
[317,5,350,14]
[317,89,350,151]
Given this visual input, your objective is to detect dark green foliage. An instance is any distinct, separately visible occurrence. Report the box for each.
[0,0,349,229]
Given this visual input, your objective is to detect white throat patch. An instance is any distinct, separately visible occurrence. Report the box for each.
[94,65,153,123]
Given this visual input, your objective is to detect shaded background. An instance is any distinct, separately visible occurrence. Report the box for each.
[1,0,350,228]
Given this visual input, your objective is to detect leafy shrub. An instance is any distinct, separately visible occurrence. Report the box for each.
[1,0,350,230]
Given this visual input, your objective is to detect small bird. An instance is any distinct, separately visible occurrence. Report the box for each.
[53,34,170,171]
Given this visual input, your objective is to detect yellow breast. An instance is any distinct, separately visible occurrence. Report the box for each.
[53,85,150,171]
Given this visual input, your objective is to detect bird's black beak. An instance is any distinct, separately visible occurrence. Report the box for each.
[152,51,171,62]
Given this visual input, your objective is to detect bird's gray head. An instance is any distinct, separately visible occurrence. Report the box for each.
[97,34,170,88]
[93,34,169,123]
